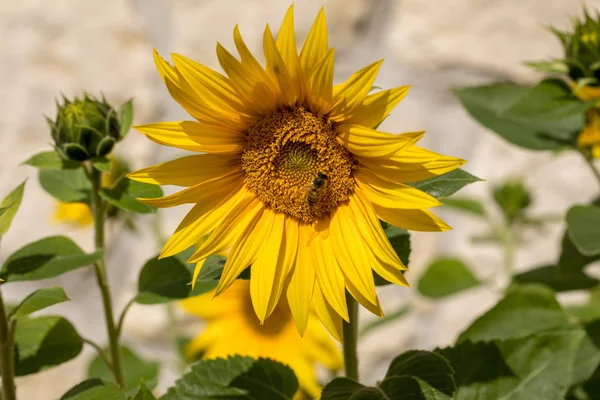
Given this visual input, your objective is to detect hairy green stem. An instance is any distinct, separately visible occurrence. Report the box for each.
[89,166,125,388]
[579,148,600,189]
[342,293,359,381]
[0,291,17,400]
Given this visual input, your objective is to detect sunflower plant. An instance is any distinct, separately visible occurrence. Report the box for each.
[0,4,505,400]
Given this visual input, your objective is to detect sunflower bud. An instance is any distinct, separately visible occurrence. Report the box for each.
[493,180,531,224]
[49,94,121,162]
[554,9,600,83]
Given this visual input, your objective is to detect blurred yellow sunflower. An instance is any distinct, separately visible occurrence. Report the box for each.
[181,279,341,399]
[53,157,124,226]
[573,84,600,158]
[128,5,464,340]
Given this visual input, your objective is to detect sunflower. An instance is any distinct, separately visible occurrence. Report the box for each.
[128,5,464,341]
[181,279,341,399]
[573,84,600,158]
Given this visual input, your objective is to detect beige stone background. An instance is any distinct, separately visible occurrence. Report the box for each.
[1,0,600,398]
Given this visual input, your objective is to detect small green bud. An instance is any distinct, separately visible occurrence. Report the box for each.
[492,179,532,224]
[49,94,122,162]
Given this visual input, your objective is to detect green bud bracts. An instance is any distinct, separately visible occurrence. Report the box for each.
[493,179,532,225]
[49,94,122,162]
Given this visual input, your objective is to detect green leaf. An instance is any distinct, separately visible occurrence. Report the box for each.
[458,284,571,343]
[0,180,26,237]
[559,230,600,273]
[571,320,600,387]
[375,226,410,285]
[15,315,83,376]
[513,265,599,292]
[135,254,220,305]
[438,328,585,400]
[417,258,480,299]
[454,83,566,150]
[23,151,79,170]
[9,286,70,320]
[385,350,455,396]
[499,78,591,140]
[118,99,134,139]
[525,60,570,74]
[61,379,126,400]
[442,197,485,216]
[1,236,103,281]
[88,345,159,395]
[230,358,299,400]
[322,378,365,400]
[100,178,162,214]
[133,382,157,400]
[161,356,255,400]
[567,205,600,256]
[92,157,112,172]
[410,169,482,199]
[378,376,452,400]
[39,168,91,203]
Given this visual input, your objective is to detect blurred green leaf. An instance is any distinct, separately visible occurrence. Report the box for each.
[133,382,157,400]
[88,345,159,395]
[454,83,567,150]
[230,358,299,400]
[571,320,600,387]
[418,258,480,299]
[513,265,598,292]
[118,99,134,139]
[492,179,532,224]
[100,178,162,214]
[0,180,26,238]
[39,169,91,203]
[23,151,79,170]
[92,157,112,173]
[410,169,482,199]
[61,379,126,400]
[9,286,70,320]
[15,315,83,376]
[1,236,103,281]
[458,284,571,343]
[525,60,570,74]
[442,197,485,216]
[567,205,600,256]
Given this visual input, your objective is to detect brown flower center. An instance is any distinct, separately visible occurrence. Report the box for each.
[241,107,356,223]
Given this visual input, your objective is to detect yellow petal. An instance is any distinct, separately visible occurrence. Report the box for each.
[345,280,383,317]
[374,203,452,232]
[171,53,248,116]
[312,283,343,343]
[187,196,262,264]
[358,154,466,184]
[306,49,335,115]
[329,204,378,306]
[264,24,296,106]
[355,169,442,209]
[286,224,316,336]
[300,7,328,74]
[216,43,278,114]
[302,319,343,370]
[251,213,296,322]
[276,4,304,101]
[336,124,424,158]
[134,121,246,154]
[330,60,383,121]
[138,171,244,208]
[345,86,410,128]
[127,154,241,187]
[233,25,273,86]
[216,207,276,295]
[160,186,248,258]
[312,233,349,321]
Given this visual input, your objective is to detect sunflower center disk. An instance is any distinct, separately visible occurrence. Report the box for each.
[242,107,355,223]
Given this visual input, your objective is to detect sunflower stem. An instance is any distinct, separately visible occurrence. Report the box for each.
[89,165,125,388]
[0,290,17,400]
[342,293,359,381]
[579,147,600,189]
